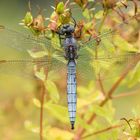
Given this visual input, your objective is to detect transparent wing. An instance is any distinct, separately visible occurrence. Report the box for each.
[0,34,139,84]
[0,54,67,81]
[76,51,140,84]
[0,25,66,79]
[79,14,140,50]
[75,14,140,84]
[0,13,139,85]
[1,51,140,90]
[0,25,63,54]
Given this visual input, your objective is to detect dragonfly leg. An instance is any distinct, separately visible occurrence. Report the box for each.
[84,35,92,43]
[58,34,65,47]
[71,15,77,28]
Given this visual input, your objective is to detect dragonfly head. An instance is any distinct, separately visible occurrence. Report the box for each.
[60,24,75,35]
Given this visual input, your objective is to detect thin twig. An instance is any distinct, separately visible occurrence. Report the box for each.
[97,73,106,96]
[82,88,140,110]
[98,10,108,32]
[132,0,138,15]
[82,124,124,139]
[95,10,108,97]
[120,118,133,130]
[111,89,140,99]
[28,0,31,12]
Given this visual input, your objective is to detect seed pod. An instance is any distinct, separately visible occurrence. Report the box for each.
[32,14,46,32]
[74,21,84,39]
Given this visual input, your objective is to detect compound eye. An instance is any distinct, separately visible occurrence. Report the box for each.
[62,28,66,33]
[68,26,74,33]
[71,26,74,32]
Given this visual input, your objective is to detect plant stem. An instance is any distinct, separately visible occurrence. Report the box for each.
[111,89,140,99]
[40,81,45,140]
[98,10,108,32]
[97,73,106,97]
[95,10,109,97]
[82,124,124,139]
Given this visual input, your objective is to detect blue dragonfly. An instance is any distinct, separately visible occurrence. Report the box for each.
[0,14,140,129]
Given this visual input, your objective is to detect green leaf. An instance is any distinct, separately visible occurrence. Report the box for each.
[113,35,137,52]
[47,71,60,81]
[95,10,104,19]
[93,105,107,116]
[44,102,69,123]
[77,98,90,109]
[77,86,91,96]
[104,101,116,123]
[83,8,90,19]
[133,125,140,137]
[130,120,140,138]
[29,27,41,36]
[128,62,140,87]
[132,106,140,118]
[84,22,93,31]
[34,67,46,81]
[45,80,60,103]
[76,115,94,131]
[91,59,111,76]
[51,35,60,49]
[77,81,95,97]
[101,37,116,52]
[47,127,74,140]
[59,13,71,24]
[92,102,115,123]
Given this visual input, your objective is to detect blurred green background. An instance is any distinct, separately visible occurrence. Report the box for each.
[0,0,140,140]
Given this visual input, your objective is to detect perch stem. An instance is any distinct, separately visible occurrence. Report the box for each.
[40,81,45,140]
[82,124,124,139]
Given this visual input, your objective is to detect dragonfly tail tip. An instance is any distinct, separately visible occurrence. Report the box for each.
[71,122,75,130]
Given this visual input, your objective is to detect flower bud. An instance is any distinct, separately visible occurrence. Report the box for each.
[56,2,65,14]
[23,12,33,26]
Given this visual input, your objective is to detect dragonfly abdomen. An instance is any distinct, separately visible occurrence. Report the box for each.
[67,60,77,129]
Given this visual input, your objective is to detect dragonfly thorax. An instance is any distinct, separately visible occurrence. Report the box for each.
[63,36,78,60]
[60,24,74,37]
[57,23,78,60]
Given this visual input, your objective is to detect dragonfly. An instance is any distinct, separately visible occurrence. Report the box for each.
[0,14,140,129]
